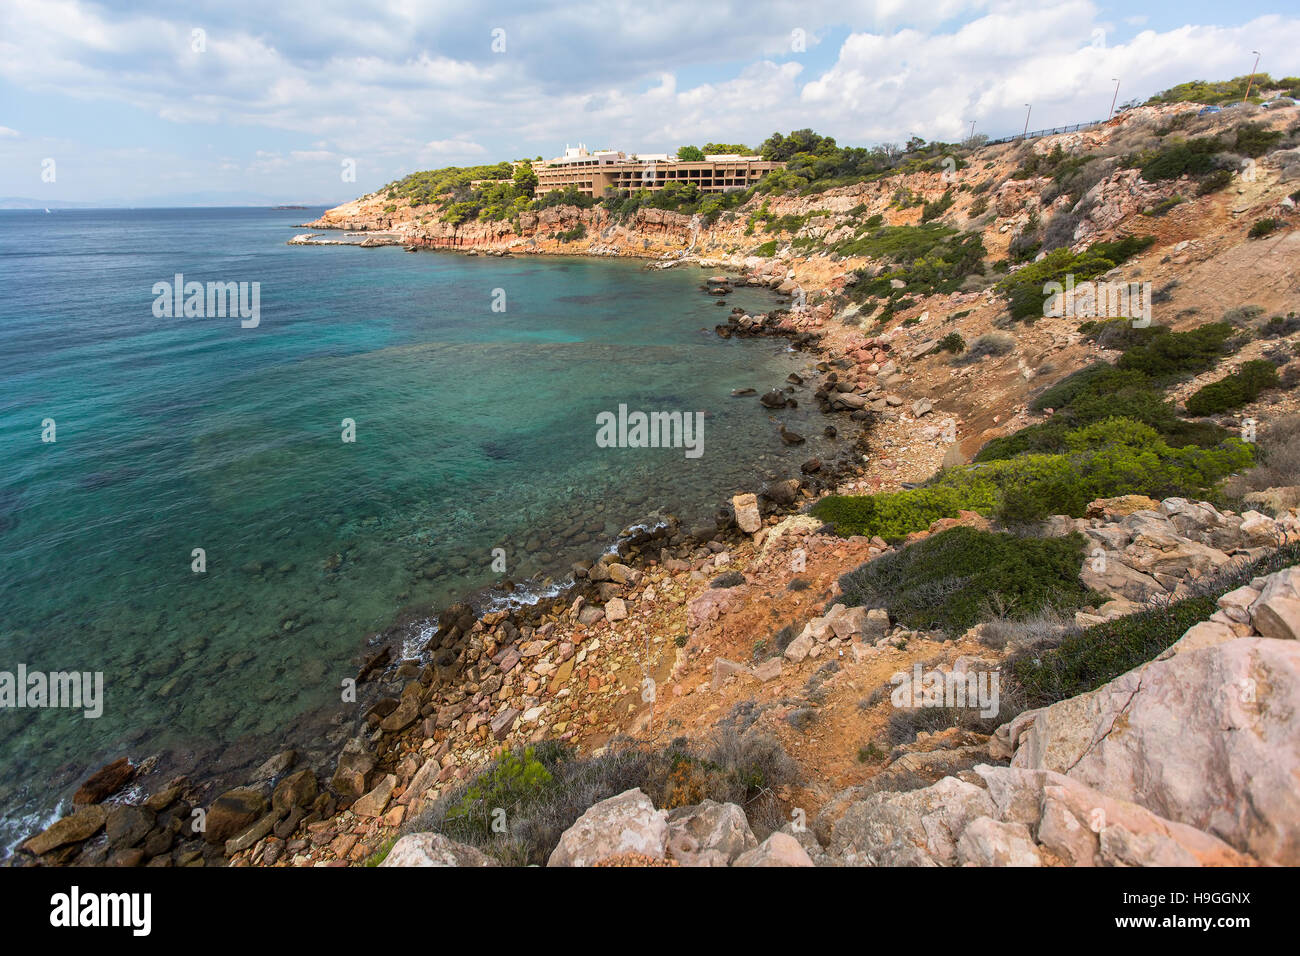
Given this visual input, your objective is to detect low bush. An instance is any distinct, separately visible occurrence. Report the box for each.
[1222,414,1300,496]
[1196,168,1234,195]
[920,189,956,223]
[837,527,1095,635]
[408,732,797,865]
[1249,218,1280,239]
[995,364,1228,457]
[954,332,1014,364]
[1184,360,1280,415]
[820,418,1252,537]
[810,484,999,540]
[939,331,966,354]
[997,236,1154,321]
[1006,545,1300,707]
[1115,321,1235,379]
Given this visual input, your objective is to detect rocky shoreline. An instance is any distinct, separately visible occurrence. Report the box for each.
[10,256,890,868]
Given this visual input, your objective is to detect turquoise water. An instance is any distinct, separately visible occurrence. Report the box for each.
[0,207,836,844]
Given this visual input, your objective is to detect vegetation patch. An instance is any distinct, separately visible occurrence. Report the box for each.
[997,236,1154,321]
[1184,360,1280,415]
[1007,545,1300,707]
[837,527,1095,635]
[1248,218,1281,239]
[409,734,796,865]
[1115,321,1235,379]
[842,224,986,301]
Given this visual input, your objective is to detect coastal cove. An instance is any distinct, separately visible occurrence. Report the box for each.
[0,206,852,853]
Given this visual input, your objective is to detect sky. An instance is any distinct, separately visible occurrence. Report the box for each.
[2,0,1299,205]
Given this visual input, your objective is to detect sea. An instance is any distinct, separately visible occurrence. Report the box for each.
[0,206,841,850]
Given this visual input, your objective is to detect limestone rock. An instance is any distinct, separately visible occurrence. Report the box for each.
[548,788,669,866]
[1008,638,1300,864]
[733,831,815,867]
[1249,567,1300,642]
[955,817,1042,866]
[667,800,757,866]
[380,832,500,867]
[732,493,762,533]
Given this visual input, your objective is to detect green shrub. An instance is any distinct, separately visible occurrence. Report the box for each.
[1233,123,1285,158]
[939,332,966,354]
[920,189,956,223]
[822,417,1251,536]
[1007,545,1300,707]
[1145,75,1276,106]
[1184,360,1280,415]
[842,224,986,300]
[997,236,1154,321]
[754,239,778,256]
[554,223,587,242]
[837,527,1095,635]
[442,746,556,843]
[1196,168,1234,195]
[1115,321,1235,379]
[810,484,999,540]
[1000,363,1227,457]
[1249,218,1280,239]
[1133,137,1222,180]
[970,418,1252,517]
[1010,596,1215,707]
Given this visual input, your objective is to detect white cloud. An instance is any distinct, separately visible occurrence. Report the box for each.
[2,0,1299,201]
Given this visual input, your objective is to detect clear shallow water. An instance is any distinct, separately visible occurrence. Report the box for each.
[0,207,838,843]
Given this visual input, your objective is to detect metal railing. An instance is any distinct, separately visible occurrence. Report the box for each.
[986,119,1108,146]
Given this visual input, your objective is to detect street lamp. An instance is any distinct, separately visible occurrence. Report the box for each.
[1109,78,1121,120]
[1242,51,1262,104]
[1022,104,1032,139]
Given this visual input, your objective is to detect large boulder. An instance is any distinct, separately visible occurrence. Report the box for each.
[104,805,155,850]
[204,787,268,845]
[829,776,995,866]
[380,833,499,867]
[272,769,318,813]
[1007,638,1300,865]
[73,758,135,805]
[974,765,1253,866]
[666,800,756,866]
[731,493,762,534]
[1249,566,1300,642]
[955,818,1042,867]
[22,805,108,856]
[547,788,669,866]
[732,832,815,867]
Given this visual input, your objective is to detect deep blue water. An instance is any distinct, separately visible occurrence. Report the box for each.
[0,207,834,845]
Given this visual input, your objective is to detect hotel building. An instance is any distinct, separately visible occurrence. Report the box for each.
[533,144,783,198]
